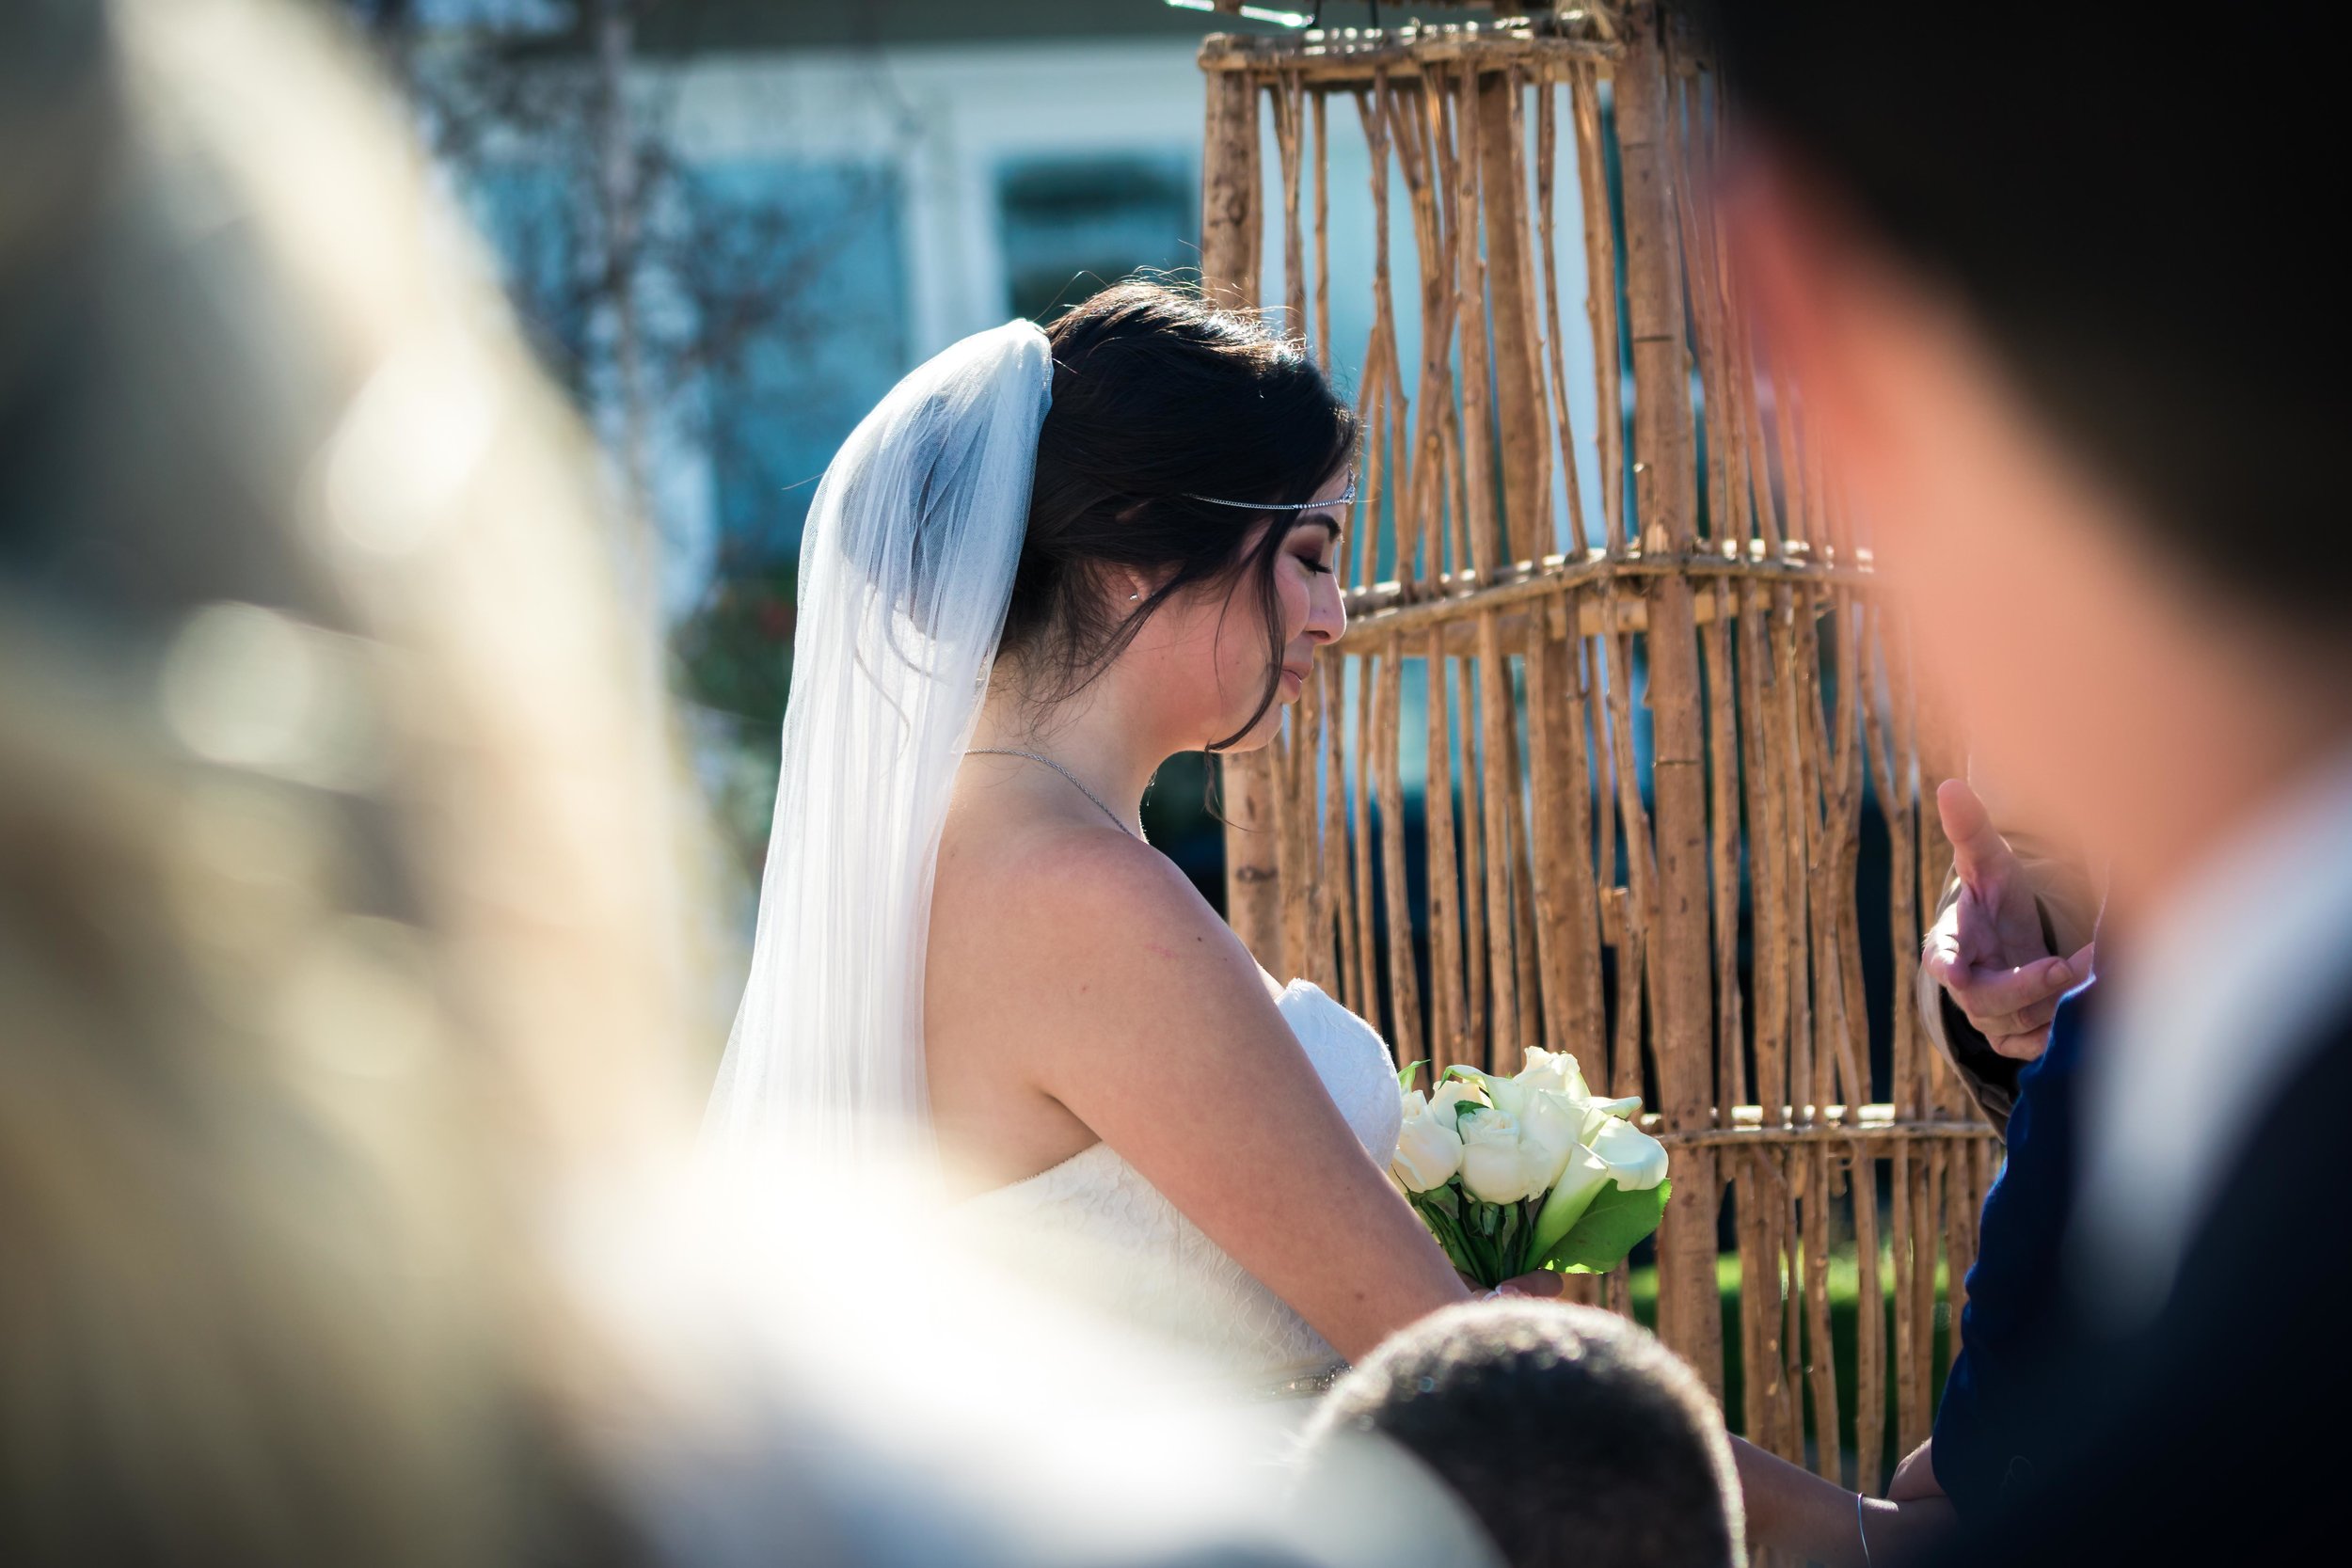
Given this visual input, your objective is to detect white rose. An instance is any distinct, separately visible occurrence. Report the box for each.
[1446,1066,1528,1117]
[1391,1102,1466,1193]
[1587,1115,1669,1192]
[1513,1085,1602,1194]
[1515,1046,1593,1101]
[1456,1105,1542,1205]
[1425,1078,1487,1132]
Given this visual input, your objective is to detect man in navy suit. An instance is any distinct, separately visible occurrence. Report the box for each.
[1710,2,2352,1561]
[1872,779,2096,1523]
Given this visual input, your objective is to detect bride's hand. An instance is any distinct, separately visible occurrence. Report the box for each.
[1461,1269,1566,1299]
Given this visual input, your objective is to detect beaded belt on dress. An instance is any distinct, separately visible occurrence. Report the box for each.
[1251,1362,1347,1402]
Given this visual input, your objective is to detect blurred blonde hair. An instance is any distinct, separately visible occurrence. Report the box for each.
[0,0,709,1560]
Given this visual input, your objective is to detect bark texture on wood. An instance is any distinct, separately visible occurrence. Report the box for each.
[1613,12,1723,1396]
[1201,70,1284,974]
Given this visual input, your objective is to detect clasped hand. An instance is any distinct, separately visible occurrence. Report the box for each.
[1920,780,2093,1061]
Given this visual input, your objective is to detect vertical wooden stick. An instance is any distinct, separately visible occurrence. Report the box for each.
[1311,87,1331,373]
[1536,80,1592,556]
[1853,1138,1888,1492]
[1355,81,1401,592]
[1889,1138,1918,1457]
[1776,1152,1807,1463]
[1524,601,1605,1055]
[1476,610,1520,1067]
[1864,601,1921,1126]
[1802,1148,1841,1482]
[1615,17,1722,1396]
[1279,71,1308,350]
[1203,69,1280,969]
[1738,580,1789,1123]
[1293,655,1322,993]
[1452,67,1501,578]
[1351,651,1382,1017]
[1773,584,1815,1119]
[1505,69,1558,565]
[1377,642,1424,1063]
[1598,599,1654,1104]
[1326,655,1361,1004]
[1425,629,1468,1070]
[1454,652,1489,1062]
[1402,70,1457,587]
[1569,62,1626,551]
[1943,1139,1978,1382]
[1582,615,1620,1073]
[1478,68,1547,564]
[1735,1151,1776,1448]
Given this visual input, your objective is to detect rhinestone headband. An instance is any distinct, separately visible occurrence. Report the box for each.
[1184,472,1358,512]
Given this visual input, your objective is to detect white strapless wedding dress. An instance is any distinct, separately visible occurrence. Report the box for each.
[959,979,1404,1392]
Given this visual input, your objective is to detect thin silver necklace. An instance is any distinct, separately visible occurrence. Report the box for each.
[968,748,1141,840]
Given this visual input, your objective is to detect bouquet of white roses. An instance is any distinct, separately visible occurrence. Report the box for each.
[1390,1047,1672,1288]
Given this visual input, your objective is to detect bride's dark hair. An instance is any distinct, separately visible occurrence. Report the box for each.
[1003,278,1357,750]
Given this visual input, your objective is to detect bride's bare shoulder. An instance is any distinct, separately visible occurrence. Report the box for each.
[941,815,1212,933]
[930,815,1248,995]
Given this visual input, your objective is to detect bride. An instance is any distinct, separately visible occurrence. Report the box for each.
[707,279,1530,1395]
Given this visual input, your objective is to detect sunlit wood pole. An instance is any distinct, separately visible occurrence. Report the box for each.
[1613,7,1724,1397]
[1199,63,1284,974]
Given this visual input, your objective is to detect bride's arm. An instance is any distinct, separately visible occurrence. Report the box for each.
[1732,1437,1955,1566]
[993,832,1472,1360]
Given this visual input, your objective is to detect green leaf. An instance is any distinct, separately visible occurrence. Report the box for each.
[1534,1179,1673,1275]
[1407,1189,1477,1278]
[1399,1059,1428,1094]
[1496,1200,1523,1263]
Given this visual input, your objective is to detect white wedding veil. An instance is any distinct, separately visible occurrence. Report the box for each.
[707,321,1054,1176]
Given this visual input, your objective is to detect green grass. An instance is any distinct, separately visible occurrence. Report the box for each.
[1624,1249,1952,1477]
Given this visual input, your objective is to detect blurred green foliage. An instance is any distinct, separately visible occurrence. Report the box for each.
[674,561,797,734]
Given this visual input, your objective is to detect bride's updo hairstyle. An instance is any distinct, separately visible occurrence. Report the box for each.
[1004,278,1357,749]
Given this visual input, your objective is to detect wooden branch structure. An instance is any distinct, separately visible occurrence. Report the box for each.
[1194,3,1995,1502]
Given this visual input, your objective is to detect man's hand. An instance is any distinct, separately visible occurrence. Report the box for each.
[1921,780,2094,1061]
[1860,1496,1958,1562]
[1887,1438,1945,1501]
[1734,1436,1956,1568]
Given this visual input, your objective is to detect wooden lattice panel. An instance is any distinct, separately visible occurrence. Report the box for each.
[1196,6,1999,1495]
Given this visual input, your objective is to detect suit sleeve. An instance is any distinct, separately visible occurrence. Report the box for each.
[1929,990,2090,1515]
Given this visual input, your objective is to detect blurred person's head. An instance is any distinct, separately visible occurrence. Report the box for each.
[1000,277,1355,754]
[0,0,701,1560]
[0,9,1519,1568]
[1712,5,2350,928]
[1298,1302,1744,1568]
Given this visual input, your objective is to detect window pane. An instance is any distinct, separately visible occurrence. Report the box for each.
[996,152,1196,323]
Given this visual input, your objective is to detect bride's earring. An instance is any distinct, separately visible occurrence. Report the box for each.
[1129,593,1140,601]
